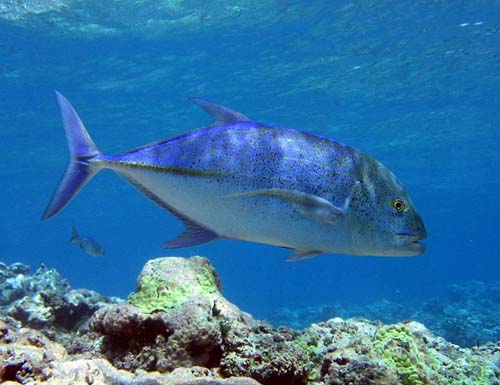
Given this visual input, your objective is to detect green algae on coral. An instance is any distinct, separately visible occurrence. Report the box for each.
[196,265,219,294]
[128,275,189,313]
[293,334,321,362]
[374,323,496,385]
[374,324,427,385]
[128,257,220,314]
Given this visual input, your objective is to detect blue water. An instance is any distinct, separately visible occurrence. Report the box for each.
[0,1,499,320]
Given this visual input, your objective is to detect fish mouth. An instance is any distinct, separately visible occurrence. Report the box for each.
[396,230,427,255]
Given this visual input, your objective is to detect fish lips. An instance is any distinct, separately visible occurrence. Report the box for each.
[396,230,427,255]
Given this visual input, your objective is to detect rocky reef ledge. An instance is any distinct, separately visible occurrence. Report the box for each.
[1,257,499,385]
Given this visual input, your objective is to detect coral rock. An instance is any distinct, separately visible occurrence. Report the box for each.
[0,314,261,384]
[2,257,500,385]
[0,262,119,343]
[85,256,310,384]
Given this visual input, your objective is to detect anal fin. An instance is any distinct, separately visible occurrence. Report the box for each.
[286,249,321,262]
[119,172,220,249]
[162,224,218,248]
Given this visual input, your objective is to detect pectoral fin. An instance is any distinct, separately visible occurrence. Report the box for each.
[228,188,346,224]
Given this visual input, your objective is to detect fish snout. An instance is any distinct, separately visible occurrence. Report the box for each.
[396,226,427,255]
[415,214,427,239]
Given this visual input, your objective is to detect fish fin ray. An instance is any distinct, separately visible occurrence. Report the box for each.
[228,188,345,224]
[286,250,321,262]
[69,226,79,244]
[162,225,218,248]
[119,173,219,248]
[189,97,251,126]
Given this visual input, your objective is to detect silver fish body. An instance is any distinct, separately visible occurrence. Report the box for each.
[43,93,426,260]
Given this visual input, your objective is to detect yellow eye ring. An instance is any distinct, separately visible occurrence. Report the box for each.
[392,199,405,212]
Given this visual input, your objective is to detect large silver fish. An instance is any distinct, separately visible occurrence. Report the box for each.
[42,92,426,261]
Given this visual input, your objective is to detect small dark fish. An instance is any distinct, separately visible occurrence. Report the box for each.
[69,226,104,257]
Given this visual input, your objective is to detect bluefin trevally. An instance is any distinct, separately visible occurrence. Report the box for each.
[42,92,426,261]
[68,226,104,257]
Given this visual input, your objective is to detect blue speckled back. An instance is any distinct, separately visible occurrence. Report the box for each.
[117,122,360,208]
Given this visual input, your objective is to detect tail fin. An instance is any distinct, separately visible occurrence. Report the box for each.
[69,226,80,244]
[41,92,102,220]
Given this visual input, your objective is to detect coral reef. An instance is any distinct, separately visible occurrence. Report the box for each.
[80,257,310,384]
[301,319,499,385]
[0,261,119,343]
[0,316,260,384]
[268,299,413,330]
[269,280,500,348]
[1,257,499,385]
[414,280,500,347]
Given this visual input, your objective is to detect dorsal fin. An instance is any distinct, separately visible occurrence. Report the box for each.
[189,97,251,126]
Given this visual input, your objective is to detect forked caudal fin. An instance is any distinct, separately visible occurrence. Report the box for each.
[41,92,102,220]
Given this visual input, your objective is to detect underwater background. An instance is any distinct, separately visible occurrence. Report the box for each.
[0,0,498,327]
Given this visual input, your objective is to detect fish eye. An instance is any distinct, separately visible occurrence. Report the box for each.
[392,199,405,212]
